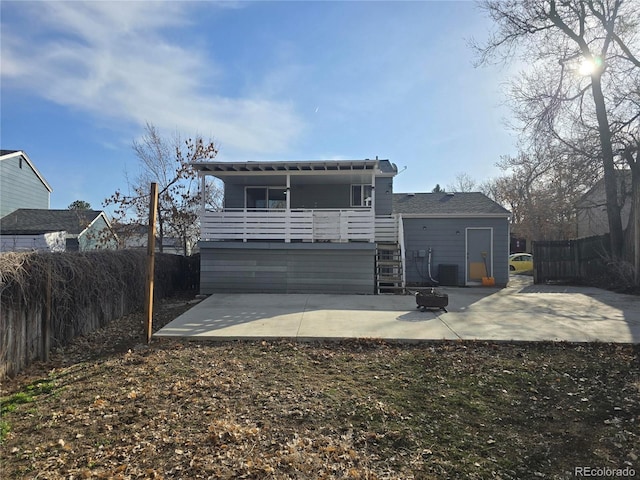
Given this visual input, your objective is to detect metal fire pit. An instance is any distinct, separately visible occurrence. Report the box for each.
[415,288,448,313]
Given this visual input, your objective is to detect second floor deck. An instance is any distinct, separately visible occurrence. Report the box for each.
[200,208,399,243]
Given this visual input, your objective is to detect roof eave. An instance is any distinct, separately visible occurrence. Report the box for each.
[0,150,54,193]
[191,159,396,177]
[78,211,115,238]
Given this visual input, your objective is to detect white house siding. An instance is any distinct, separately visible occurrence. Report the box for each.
[0,232,66,252]
[0,155,50,218]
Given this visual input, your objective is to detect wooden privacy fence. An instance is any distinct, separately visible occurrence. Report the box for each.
[0,251,199,378]
[533,234,610,284]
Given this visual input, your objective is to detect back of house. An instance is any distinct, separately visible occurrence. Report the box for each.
[192,159,511,294]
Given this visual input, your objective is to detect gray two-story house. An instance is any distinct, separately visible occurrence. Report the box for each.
[192,159,510,294]
[0,150,52,218]
[1,150,118,252]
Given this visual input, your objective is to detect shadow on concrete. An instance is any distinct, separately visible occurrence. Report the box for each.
[507,275,640,344]
[155,295,308,338]
[396,309,441,322]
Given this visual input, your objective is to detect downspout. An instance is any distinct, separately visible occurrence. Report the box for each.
[370,171,376,242]
[200,173,206,213]
[200,173,206,242]
[285,174,291,243]
[427,247,438,285]
[286,174,291,210]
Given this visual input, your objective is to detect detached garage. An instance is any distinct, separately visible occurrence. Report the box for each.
[394,192,511,287]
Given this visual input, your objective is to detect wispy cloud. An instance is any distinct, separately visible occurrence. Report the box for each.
[1,1,303,155]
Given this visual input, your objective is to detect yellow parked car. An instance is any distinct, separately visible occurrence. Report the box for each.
[509,253,533,273]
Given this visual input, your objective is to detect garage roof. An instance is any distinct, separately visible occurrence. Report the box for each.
[393,192,511,218]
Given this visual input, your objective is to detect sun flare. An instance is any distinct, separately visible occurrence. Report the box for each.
[578,56,603,76]
[579,59,596,76]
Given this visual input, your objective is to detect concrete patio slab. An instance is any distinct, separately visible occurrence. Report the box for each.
[155,275,640,343]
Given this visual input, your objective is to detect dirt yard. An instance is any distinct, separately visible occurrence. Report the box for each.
[1,298,639,479]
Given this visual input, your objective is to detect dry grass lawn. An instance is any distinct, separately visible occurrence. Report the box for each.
[1,299,639,479]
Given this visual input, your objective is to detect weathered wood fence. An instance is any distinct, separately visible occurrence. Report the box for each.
[1,251,199,378]
[533,234,610,284]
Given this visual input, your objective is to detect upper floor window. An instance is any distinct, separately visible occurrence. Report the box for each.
[351,184,373,207]
[246,187,286,209]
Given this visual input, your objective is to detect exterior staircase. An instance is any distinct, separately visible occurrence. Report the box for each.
[376,243,404,294]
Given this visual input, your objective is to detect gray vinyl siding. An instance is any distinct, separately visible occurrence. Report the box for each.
[0,156,50,218]
[374,176,393,215]
[402,217,509,287]
[200,242,375,294]
[79,216,118,250]
[222,179,391,213]
[223,184,353,209]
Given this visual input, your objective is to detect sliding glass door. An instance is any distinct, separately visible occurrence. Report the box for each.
[246,187,286,209]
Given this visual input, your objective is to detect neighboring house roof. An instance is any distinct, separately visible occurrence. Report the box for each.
[0,150,53,193]
[0,209,110,235]
[576,169,632,208]
[393,192,511,217]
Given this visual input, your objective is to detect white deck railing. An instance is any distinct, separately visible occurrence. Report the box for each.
[201,209,399,243]
[374,215,399,243]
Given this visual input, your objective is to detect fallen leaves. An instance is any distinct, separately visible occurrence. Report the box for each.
[1,304,638,479]
[208,419,261,447]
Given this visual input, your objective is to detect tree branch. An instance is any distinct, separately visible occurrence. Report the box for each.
[587,0,640,68]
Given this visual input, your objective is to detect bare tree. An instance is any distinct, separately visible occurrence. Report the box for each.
[482,145,600,242]
[473,0,640,260]
[105,123,221,255]
[447,172,477,192]
[623,141,640,283]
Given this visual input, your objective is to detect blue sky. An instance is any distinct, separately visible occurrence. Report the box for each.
[1,0,517,212]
